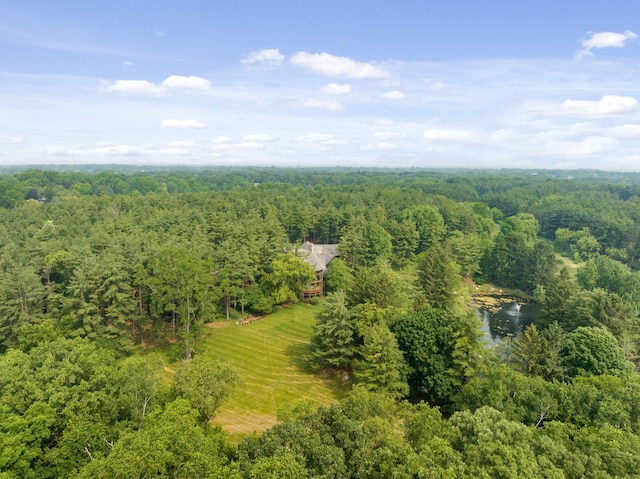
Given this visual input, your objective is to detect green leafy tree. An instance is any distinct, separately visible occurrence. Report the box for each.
[0,338,121,477]
[77,399,238,479]
[148,248,218,359]
[0,402,56,479]
[564,326,634,378]
[349,260,412,310]
[539,267,578,327]
[391,308,483,404]
[248,453,309,479]
[172,356,241,428]
[118,355,164,429]
[450,406,550,478]
[262,253,315,304]
[388,218,419,267]
[324,257,353,293]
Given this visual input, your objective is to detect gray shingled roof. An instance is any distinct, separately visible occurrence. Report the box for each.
[298,241,339,273]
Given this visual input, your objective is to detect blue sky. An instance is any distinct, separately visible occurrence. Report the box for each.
[2,1,640,170]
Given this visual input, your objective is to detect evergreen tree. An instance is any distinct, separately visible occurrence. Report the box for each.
[308,291,358,371]
[353,323,409,398]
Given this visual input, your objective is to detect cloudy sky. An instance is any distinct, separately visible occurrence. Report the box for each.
[2,1,640,170]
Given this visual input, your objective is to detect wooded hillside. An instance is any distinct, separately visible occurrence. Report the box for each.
[2,167,640,478]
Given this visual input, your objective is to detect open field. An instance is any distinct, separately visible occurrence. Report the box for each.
[195,303,349,441]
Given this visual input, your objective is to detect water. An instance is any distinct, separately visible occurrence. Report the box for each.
[478,301,540,345]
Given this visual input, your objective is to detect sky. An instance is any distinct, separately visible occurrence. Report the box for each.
[2,1,640,170]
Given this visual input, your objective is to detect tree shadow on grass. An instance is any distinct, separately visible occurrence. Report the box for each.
[284,342,350,398]
[284,341,315,374]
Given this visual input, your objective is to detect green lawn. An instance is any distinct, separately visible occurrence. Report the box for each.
[195,303,349,441]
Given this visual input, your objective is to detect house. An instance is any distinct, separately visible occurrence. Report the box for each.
[297,241,339,299]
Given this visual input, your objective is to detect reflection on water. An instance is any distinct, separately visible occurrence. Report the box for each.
[478,302,540,345]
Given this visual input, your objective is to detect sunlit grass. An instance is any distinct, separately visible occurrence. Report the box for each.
[194,303,349,442]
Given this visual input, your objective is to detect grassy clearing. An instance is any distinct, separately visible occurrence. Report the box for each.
[195,303,349,441]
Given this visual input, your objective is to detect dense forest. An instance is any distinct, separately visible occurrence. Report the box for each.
[3,167,640,478]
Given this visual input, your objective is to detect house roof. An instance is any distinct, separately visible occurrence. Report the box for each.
[298,241,339,272]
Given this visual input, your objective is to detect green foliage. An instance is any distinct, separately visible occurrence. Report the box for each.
[308,291,358,371]
[147,248,218,359]
[417,246,460,310]
[391,308,484,405]
[77,400,238,479]
[577,255,640,311]
[118,355,164,428]
[172,356,241,427]
[455,365,559,426]
[539,267,578,327]
[499,212,540,241]
[263,253,316,305]
[349,260,412,310]
[508,324,546,376]
[0,338,121,477]
[339,218,393,267]
[353,323,409,398]
[563,327,634,378]
[4,168,640,477]
[403,204,446,253]
[324,257,353,293]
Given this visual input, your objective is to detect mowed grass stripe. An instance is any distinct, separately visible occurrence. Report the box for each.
[199,303,348,440]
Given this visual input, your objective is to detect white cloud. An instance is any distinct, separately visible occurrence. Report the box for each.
[42,146,72,156]
[609,124,640,138]
[361,142,395,151]
[160,119,206,129]
[430,81,445,90]
[295,133,345,145]
[242,134,274,142]
[381,90,404,100]
[123,61,134,67]
[104,75,211,96]
[373,119,395,126]
[237,141,265,150]
[322,83,352,94]
[242,48,284,65]
[104,79,165,96]
[168,140,196,147]
[91,144,140,155]
[47,143,142,156]
[561,95,639,117]
[163,147,189,155]
[374,131,405,140]
[423,129,477,142]
[290,52,389,78]
[0,137,24,144]
[489,128,522,142]
[213,142,232,150]
[212,137,267,151]
[302,99,345,111]
[576,30,638,58]
[545,136,619,157]
[161,75,211,91]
